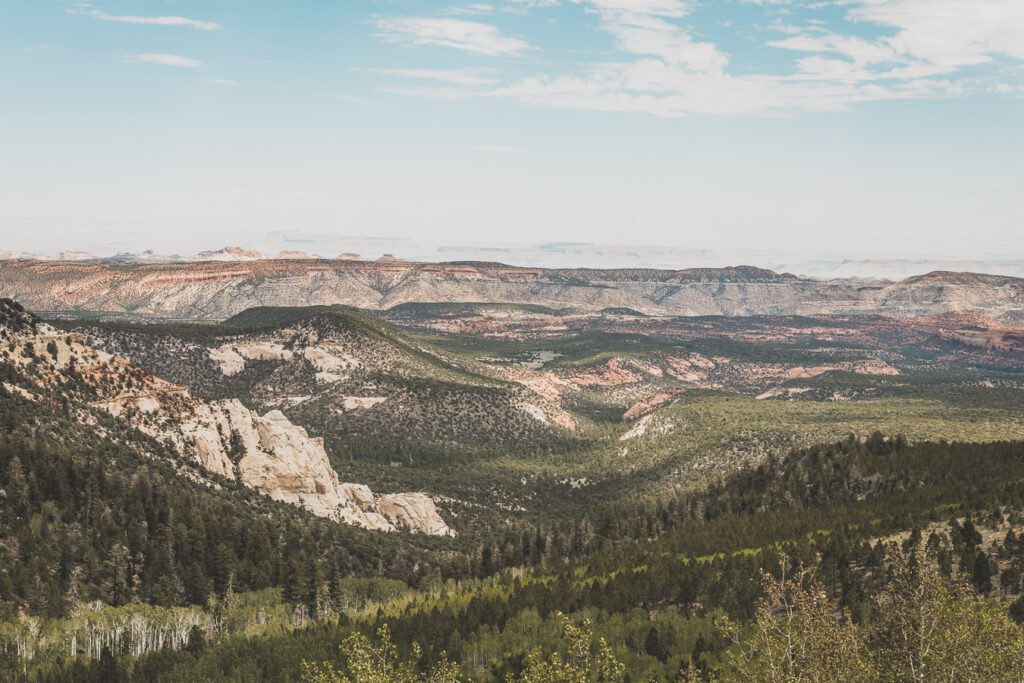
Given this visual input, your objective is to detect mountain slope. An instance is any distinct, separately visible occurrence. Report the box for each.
[877,271,1024,320]
[73,306,574,464]
[3,258,1021,322]
[0,299,451,535]
[0,361,471,627]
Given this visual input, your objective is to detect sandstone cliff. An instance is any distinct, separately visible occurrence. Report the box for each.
[1,259,1020,322]
[0,300,452,536]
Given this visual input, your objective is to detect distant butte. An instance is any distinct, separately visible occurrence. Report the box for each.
[275,250,322,260]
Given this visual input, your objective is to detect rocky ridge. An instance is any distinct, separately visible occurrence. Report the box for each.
[78,308,570,460]
[0,299,452,535]
[1,259,1021,322]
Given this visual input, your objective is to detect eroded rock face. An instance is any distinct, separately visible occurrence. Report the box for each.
[378,493,453,537]
[623,389,684,421]
[0,305,452,536]
[3,259,1021,323]
[175,401,452,534]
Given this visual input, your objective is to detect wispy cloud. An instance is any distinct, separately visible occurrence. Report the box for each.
[124,53,203,68]
[444,0,558,16]
[443,4,499,16]
[578,0,729,73]
[374,17,532,55]
[847,0,1024,66]
[369,0,1024,117]
[766,0,1024,84]
[988,82,1024,97]
[68,6,222,30]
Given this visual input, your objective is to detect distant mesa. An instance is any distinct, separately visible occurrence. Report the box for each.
[336,252,363,261]
[672,265,796,283]
[195,246,264,261]
[377,253,403,262]
[105,250,183,263]
[903,270,1021,287]
[0,250,95,261]
[274,250,322,260]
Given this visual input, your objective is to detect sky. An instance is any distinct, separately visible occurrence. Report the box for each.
[1,0,1022,259]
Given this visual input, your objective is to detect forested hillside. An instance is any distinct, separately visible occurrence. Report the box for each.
[8,432,1024,680]
[0,389,463,616]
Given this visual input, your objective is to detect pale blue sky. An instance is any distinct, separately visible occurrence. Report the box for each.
[1,0,1022,258]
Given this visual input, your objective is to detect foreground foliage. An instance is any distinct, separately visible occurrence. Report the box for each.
[715,553,1024,682]
[302,614,623,683]
[11,434,1024,680]
[301,625,460,683]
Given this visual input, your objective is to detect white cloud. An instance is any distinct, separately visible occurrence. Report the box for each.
[124,53,203,68]
[847,0,1024,66]
[573,0,729,72]
[766,1,1024,85]
[444,1,558,16]
[577,0,688,15]
[69,7,222,30]
[374,17,532,55]
[369,0,1024,116]
[493,61,956,116]
[768,32,899,67]
[444,4,500,16]
[988,82,1024,96]
[770,1,1024,71]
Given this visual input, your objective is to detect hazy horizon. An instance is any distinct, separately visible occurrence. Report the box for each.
[4,230,1024,281]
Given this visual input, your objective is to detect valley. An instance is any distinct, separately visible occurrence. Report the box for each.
[2,267,1024,681]
[46,298,1024,529]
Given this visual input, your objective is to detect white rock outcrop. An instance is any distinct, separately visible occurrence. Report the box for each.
[208,340,294,376]
[378,493,453,537]
[0,317,452,536]
[177,400,453,535]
